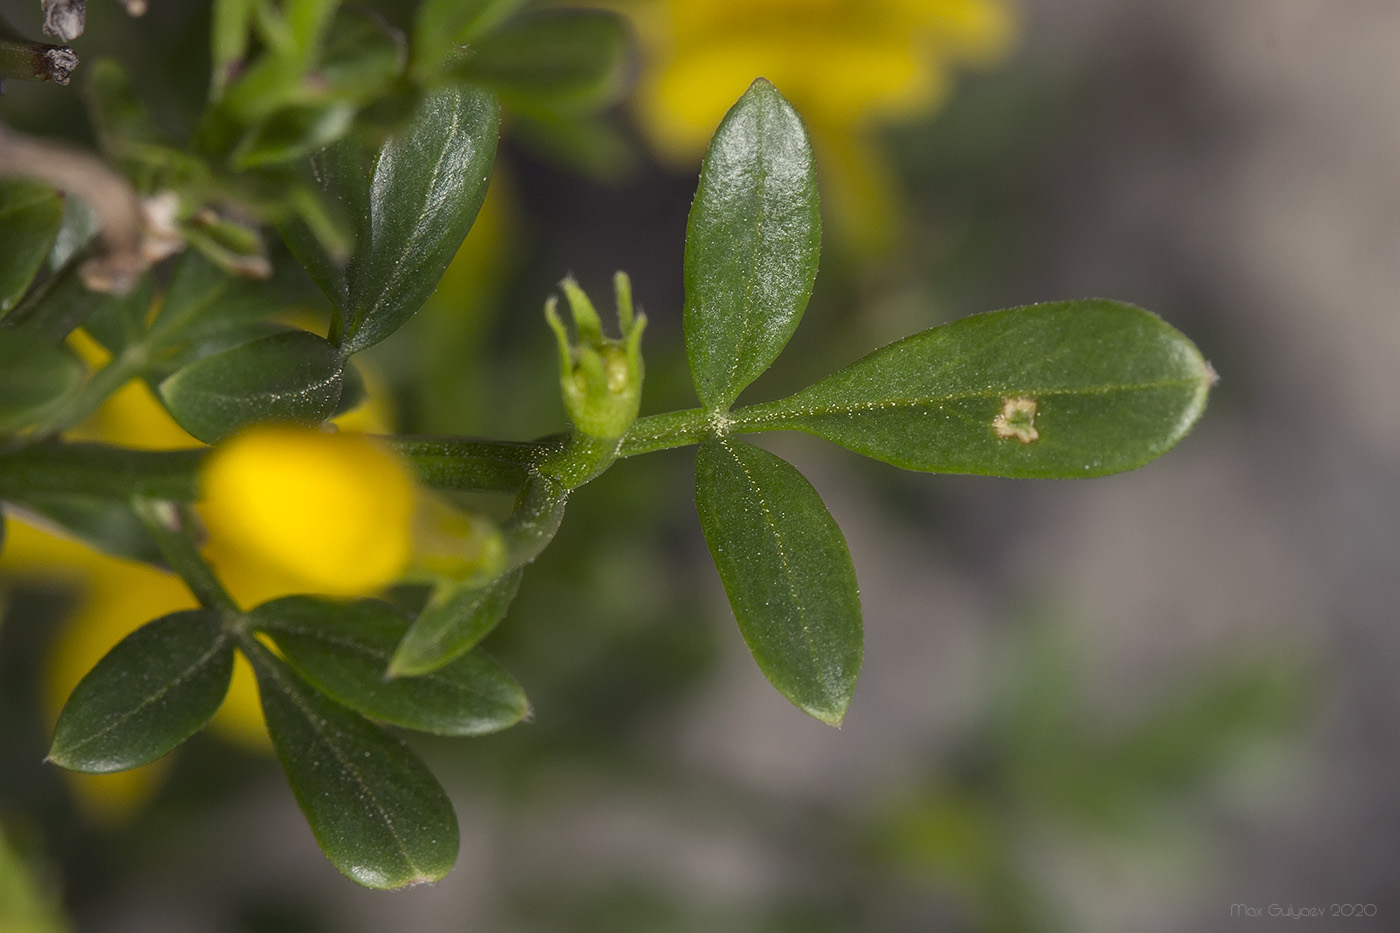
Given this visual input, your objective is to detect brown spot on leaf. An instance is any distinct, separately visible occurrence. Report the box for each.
[993,396,1039,443]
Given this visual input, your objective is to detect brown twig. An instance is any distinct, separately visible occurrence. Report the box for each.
[0,127,180,293]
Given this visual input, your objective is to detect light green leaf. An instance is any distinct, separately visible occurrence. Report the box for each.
[250,595,529,736]
[457,11,630,112]
[389,569,522,678]
[0,179,64,313]
[157,329,343,443]
[243,639,459,889]
[48,610,233,772]
[0,331,84,433]
[732,300,1214,478]
[694,439,861,725]
[338,85,499,354]
[683,79,820,412]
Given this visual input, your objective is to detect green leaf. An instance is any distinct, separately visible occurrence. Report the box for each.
[150,251,280,348]
[82,273,154,355]
[0,179,64,313]
[232,102,356,170]
[413,0,524,73]
[683,79,821,412]
[694,439,861,725]
[48,610,233,772]
[732,300,1214,478]
[5,492,163,564]
[250,595,529,736]
[457,11,630,112]
[388,569,522,678]
[157,330,344,443]
[338,85,499,354]
[243,638,459,889]
[0,331,84,433]
[278,140,368,299]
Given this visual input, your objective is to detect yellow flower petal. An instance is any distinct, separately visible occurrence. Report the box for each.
[197,425,415,601]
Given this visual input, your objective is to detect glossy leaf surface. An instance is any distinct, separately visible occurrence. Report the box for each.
[250,595,529,736]
[339,85,499,354]
[734,300,1214,478]
[389,569,523,677]
[0,179,64,312]
[694,440,861,725]
[157,330,343,443]
[244,640,459,889]
[0,331,84,432]
[683,79,820,411]
[48,610,233,772]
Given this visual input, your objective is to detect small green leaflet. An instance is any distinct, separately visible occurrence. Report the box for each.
[157,329,344,443]
[244,639,460,890]
[389,569,523,678]
[694,439,861,725]
[48,610,233,772]
[683,79,821,412]
[250,595,529,736]
[731,300,1214,478]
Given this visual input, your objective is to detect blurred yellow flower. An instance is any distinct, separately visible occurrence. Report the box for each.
[198,425,415,604]
[622,0,1016,249]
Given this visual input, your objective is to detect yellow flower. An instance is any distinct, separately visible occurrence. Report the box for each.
[197,425,415,605]
[622,0,1016,249]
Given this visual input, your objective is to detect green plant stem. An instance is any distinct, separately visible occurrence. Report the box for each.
[0,441,204,500]
[388,435,546,492]
[132,497,238,613]
[33,346,150,438]
[618,408,714,457]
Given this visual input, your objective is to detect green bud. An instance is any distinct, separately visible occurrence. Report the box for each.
[545,271,646,442]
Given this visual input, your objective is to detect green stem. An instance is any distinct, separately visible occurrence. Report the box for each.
[33,346,150,438]
[0,441,203,500]
[500,474,568,570]
[388,435,547,493]
[132,497,238,613]
[617,408,715,457]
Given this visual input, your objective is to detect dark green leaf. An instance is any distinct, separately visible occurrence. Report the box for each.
[232,102,356,170]
[250,595,528,735]
[388,569,522,678]
[5,492,163,564]
[0,179,64,313]
[278,140,369,300]
[48,610,233,772]
[0,331,84,432]
[338,85,499,354]
[683,79,820,412]
[694,439,861,725]
[150,251,281,346]
[243,639,459,889]
[458,11,630,112]
[82,273,153,355]
[319,6,407,103]
[413,0,524,72]
[157,329,344,443]
[733,300,1214,478]
[48,193,101,271]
